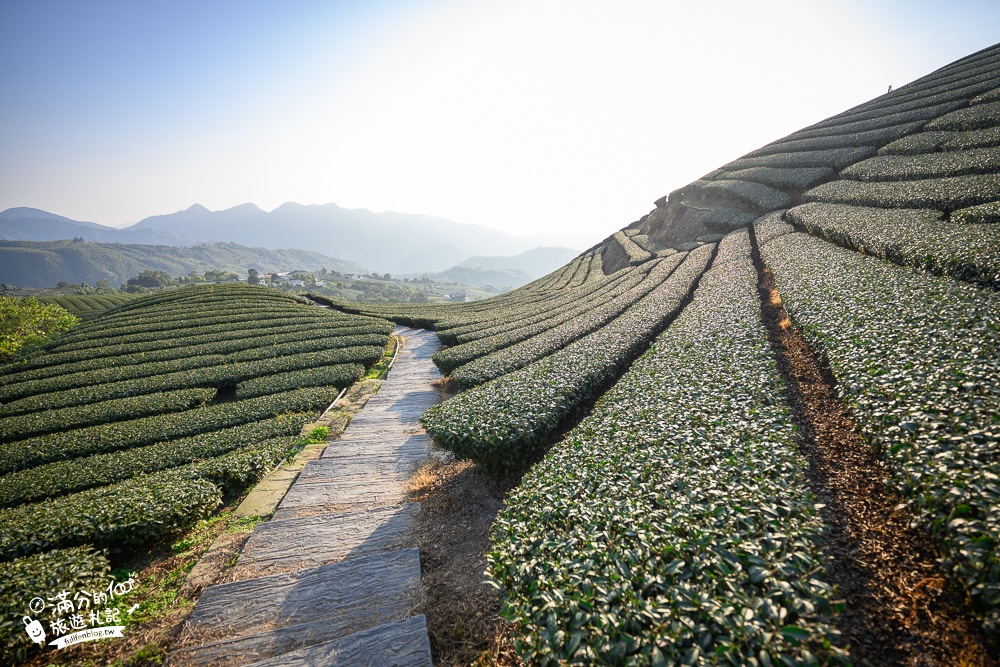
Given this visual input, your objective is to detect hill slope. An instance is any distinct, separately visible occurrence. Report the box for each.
[335,42,1000,665]
[0,240,367,288]
[404,247,580,289]
[456,246,579,275]
[0,207,192,245]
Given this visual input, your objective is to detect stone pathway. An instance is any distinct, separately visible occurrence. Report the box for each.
[170,327,443,667]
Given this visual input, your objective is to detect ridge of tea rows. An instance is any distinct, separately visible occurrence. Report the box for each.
[433,260,654,377]
[38,294,136,321]
[0,284,391,623]
[785,203,1000,288]
[449,255,694,388]
[0,415,308,508]
[422,244,714,474]
[488,231,846,664]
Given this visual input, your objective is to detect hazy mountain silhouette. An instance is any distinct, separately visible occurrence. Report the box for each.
[0,208,190,245]
[128,202,570,273]
[457,247,578,275]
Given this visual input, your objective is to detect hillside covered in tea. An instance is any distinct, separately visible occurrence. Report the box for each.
[333,43,1000,665]
[0,285,393,664]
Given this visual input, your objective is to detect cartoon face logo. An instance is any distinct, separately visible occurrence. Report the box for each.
[23,616,46,645]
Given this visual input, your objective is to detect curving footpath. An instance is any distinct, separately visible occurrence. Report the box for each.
[169,327,443,667]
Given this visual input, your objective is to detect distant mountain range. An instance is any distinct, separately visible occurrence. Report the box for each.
[406,247,580,289]
[457,247,580,275]
[0,239,368,289]
[0,207,194,246]
[0,204,577,275]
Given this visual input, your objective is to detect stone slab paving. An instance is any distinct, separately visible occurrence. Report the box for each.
[171,327,442,667]
[245,616,433,667]
[232,504,422,579]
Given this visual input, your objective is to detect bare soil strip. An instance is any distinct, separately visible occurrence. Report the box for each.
[748,227,995,666]
[408,457,522,667]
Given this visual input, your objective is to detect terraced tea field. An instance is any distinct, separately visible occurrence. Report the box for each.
[2,41,999,667]
[335,43,1000,665]
[0,284,392,664]
[38,294,137,322]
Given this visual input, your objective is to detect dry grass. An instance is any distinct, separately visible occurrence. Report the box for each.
[408,458,522,667]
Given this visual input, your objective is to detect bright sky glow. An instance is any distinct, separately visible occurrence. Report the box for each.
[1,0,997,249]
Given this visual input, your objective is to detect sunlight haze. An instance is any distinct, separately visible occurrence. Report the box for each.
[1,0,997,249]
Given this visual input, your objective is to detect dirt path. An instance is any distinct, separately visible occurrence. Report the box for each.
[168,326,445,667]
[749,227,995,667]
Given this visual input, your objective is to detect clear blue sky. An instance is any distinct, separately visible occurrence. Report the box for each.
[1,0,997,248]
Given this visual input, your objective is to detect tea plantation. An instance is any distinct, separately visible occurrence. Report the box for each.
[335,44,1000,664]
[0,284,392,659]
[37,294,136,322]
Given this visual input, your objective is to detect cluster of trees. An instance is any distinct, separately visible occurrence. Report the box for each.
[0,296,77,359]
[349,279,429,303]
[54,280,117,294]
[123,270,243,293]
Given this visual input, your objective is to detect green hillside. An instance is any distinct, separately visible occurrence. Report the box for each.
[0,284,392,663]
[0,240,367,289]
[335,44,1000,664]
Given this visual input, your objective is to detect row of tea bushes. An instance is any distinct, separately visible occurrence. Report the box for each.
[0,414,310,507]
[720,167,834,193]
[723,146,876,172]
[785,203,1000,288]
[432,264,650,374]
[0,387,216,442]
[0,470,223,560]
[0,316,331,382]
[926,100,1000,131]
[559,249,603,286]
[880,126,1000,154]
[803,172,1000,211]
[0,433,306,561]
[674,179,791,213]
[422,244,714,474]
[438,264,628,346]
[2,385,342,475]
[38,294,134,321]
[0,317,375,385]
[489,231,846,665]
[760,231,1000,636]
[790,100,966,141]
[449,255,687,387]
[612,231,653,265]
[839,146,1000,181]
[234,363,364,399]
[0,342,381,411]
